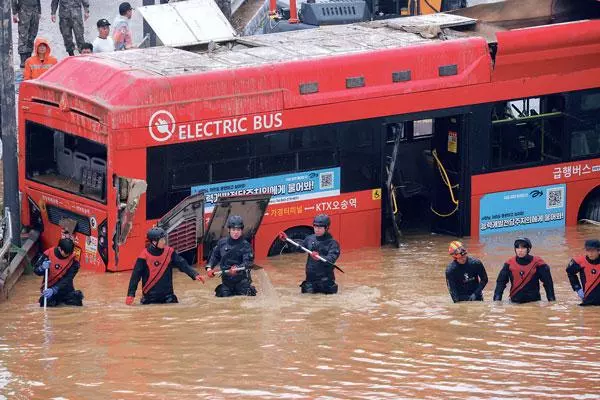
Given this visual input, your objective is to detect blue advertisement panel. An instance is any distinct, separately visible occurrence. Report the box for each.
[191,167,340,211]
[479,184,566,235]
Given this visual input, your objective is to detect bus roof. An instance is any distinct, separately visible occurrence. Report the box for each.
[96,13,476,75]
[26,14,478,100]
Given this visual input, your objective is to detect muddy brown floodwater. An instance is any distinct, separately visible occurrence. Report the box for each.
[1,225,599,399]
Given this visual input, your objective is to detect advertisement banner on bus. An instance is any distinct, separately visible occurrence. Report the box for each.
[479,184,566,235]
[191,167,340,211]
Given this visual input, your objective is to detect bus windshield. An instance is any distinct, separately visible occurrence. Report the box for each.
[25,121,107,203]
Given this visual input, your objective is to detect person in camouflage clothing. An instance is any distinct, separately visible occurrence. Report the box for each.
[50,0,90,56]
[11,0,41,68]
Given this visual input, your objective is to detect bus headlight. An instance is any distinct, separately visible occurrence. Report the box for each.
[27,196,43,232]
[98,219,108,266]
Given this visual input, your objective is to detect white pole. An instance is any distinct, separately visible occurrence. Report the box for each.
[43,268,48,310]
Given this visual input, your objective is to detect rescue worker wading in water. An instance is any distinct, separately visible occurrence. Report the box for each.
[34,238,83,307]
[299,214,340,295]
[205,216,257,297]
[445,241,488,302]
[125,227,205,305]
[493,237,556,304]
[566,239,600,306]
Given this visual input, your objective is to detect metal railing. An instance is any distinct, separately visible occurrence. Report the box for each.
[0,207,13,265]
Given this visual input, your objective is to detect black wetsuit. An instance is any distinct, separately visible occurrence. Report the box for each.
[566,256,600,306]
[300,232,340,294]
[208,237,256,297]
[127,245,200,304]
[445,256,488,302]
[34,247,83,307]
[493,255,555,303]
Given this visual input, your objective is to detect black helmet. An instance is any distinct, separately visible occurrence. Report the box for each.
[514,237,532,249]
[227,215,244,229]
[58,238,75,255]
[147,227,167,242]
[585,239,600,250]
[313,214,330,228]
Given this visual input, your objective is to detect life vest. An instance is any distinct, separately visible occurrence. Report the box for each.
[574,256,600,299]
[140,246,174,294]
[41,247,75,290]
[507,256,544,298]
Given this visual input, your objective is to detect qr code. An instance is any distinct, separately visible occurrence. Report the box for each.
[546,187,564,209]
[319,171,334,190]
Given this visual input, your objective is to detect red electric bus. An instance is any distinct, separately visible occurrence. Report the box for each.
[18,12,600,272]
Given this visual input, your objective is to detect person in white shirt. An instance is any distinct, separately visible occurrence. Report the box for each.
[92,18,115,53]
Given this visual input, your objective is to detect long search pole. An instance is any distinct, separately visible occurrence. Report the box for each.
[0,0,21,247]
[43,268,48,310]
[278,232,345,273]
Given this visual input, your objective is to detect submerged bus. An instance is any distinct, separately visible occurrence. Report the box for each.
[18,13,600,272]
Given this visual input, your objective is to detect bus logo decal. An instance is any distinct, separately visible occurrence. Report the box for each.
[149,110,176,142]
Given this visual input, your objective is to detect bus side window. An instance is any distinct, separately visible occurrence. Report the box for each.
[491,94,564,169]
[570,89,600,159]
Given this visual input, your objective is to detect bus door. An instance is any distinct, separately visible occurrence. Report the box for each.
[114,177,148,267]
[430,114,467,236]
[156,193,206,262]
[383,119,434,245]
[203,194,271,261]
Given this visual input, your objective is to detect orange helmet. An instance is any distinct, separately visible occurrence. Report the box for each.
[448,240,466,258]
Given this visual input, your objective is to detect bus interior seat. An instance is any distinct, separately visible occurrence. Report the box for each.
[571,130,593,157]
[91,157,107,173]
[73,152,91,181]
[80,167,105,198]
[57,148,74,178]
[394,143,430,199]
[395,168,425,198]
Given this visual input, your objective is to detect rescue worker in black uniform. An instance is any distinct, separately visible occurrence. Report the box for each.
[299,214,340,295]
[125,227,204,305]
[205,216,257,297]
[566,239,600,306]
[494,237,556,304]
[34,238,83,307]
[445,241,488,302]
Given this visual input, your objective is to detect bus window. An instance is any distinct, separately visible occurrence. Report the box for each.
[146,119,382,220]
[339,121,380,192]
[581,91,600,111]
[256,154,296,177]
[569,89,600,158]
[571,126,600,158]
[212,160,251,182]
[491,95,564,169]
[172,163,209,189]
[254,131,291,155]
[25,121,107,203]
[413,119,434,138]
[298,149,337,170]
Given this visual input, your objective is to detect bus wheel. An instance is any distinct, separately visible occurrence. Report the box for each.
[579,187,600,223]
[267,226,312,257]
